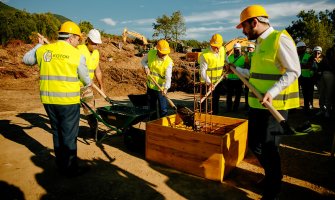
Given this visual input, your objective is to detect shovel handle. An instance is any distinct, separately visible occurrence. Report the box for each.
[37,33,50,44]
[199,75,225,104]
[92,83,113,104]
[229,66,285,122]
[147,74,177,110]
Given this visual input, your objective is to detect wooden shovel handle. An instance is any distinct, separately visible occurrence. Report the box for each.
[37,33,50,44]
[199,75,225,104]
[92,83,113,104]
[147,74,177,109]
[229,66,285,122]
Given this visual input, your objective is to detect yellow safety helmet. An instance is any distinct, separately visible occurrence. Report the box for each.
[157,40,170,54]
[59,21,82,37]
[236,5,269,29]
[210,33,223,47]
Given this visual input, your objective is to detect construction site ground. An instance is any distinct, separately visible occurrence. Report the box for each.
[0,41,335,200]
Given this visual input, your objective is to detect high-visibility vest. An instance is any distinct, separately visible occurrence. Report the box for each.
[77,44,99,80]
[147,50,173,91]
[36,41,81,105]
[199,46,226,83]
[300,53,312,77]
[249,30,300,110]
[228,54,245,80]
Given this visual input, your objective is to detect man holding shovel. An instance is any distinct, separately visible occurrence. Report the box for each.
[23,21,91,177]
[77,29,104,139]
[199,33,226,115]
[233,5,301,199]
[141,39,173,119]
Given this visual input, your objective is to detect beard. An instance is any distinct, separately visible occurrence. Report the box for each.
[243,26,258,40]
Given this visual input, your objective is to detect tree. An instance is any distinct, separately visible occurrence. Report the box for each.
[170,11,186,43]
[79,21,94,34]
[286,9,335,53]
[152,14,171,39]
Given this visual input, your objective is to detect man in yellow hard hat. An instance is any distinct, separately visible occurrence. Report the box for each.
[23,21,91,177]
[141,39,173,118]
[77,29,104,140]
[199,33,226,115]
[234,5,301,199]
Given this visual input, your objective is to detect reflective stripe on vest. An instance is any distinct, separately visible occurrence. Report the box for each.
[77,44,99,80]
[199,46,226,83]
[36,41,81,105]
[249,30,300,110]
[300,53,312,77]
[228,54,245,80]
[147,50,173,91]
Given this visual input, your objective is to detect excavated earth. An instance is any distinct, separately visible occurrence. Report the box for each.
[0,38,334,200]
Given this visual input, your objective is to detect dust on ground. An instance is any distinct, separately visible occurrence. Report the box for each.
[0,40,334,200]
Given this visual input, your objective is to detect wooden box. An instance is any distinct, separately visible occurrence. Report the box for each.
[145,114,248,182]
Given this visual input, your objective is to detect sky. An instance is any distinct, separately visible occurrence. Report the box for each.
[2,0,335,42]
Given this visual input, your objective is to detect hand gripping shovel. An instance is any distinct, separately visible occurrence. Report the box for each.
[147,74,194,126]
[92,83,115,105]
[198,75,225,104]
[229,66,321,136]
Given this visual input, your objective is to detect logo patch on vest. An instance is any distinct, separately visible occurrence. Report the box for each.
[43,50,52,62]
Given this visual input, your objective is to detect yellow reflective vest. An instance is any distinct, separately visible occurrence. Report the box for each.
[36,41,81,105]
[249,30,300,110]
[77,44,99,80]
[228,54,245,80]
[147,50,173,91]
[199,46,226,83]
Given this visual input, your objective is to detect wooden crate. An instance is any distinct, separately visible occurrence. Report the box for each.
[145,114,248,182]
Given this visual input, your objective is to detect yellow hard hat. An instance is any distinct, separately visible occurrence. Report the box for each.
[157,40,170,54]
[59,21,82,37]
[210,33,223,47]
[236,5,269,29]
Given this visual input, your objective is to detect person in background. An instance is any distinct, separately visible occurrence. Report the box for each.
[316,45,335,118]
[297,41,313,112]
[198,33,226,115]
[141,40,173,119]
[226,42,245,112]
[77,29,104,140]
[244,43,255,110]
[234,5,301,199]
[23,21,91,177]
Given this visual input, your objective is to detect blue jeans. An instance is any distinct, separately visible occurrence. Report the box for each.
[147,88,168,118]
[44,104,80,171]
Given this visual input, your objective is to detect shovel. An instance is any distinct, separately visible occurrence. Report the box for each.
[198,75,225,104]
[147,74,194,126]
[92,83,115,105]
[229,65,321,136]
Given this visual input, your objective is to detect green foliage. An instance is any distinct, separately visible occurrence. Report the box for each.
[153,11,186,50]
[286,9,335,53]
[79,21,94,34]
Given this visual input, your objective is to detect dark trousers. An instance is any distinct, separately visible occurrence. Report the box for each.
[226,79,243,111]
[300,77,314,110]
[200,81,226,115]
[248,108,288,196]
[44,104,80,171]
[147,88,168,119]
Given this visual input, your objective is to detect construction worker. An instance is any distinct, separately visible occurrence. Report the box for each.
[244,43,255,110]
[226,42,245,112]
[234,5,301,199]
[297,41,313,112]
[77,29,104,139]
[23,21,91,177]
[199,33,226,115]
[315,45,335,118]
[141,39,173,118]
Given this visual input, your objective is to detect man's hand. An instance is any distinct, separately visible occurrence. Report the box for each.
[224,63,234,73]
[144,67,150,75]
[261,92,273,105]
[162,88,168,96]
[208,83,214,91]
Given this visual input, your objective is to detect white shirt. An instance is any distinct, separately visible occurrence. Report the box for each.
[236,27,301,98]
[141,53,173,89]
[199,46,228,85]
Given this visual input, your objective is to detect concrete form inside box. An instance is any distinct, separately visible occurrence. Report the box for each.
[146,113,248,182]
